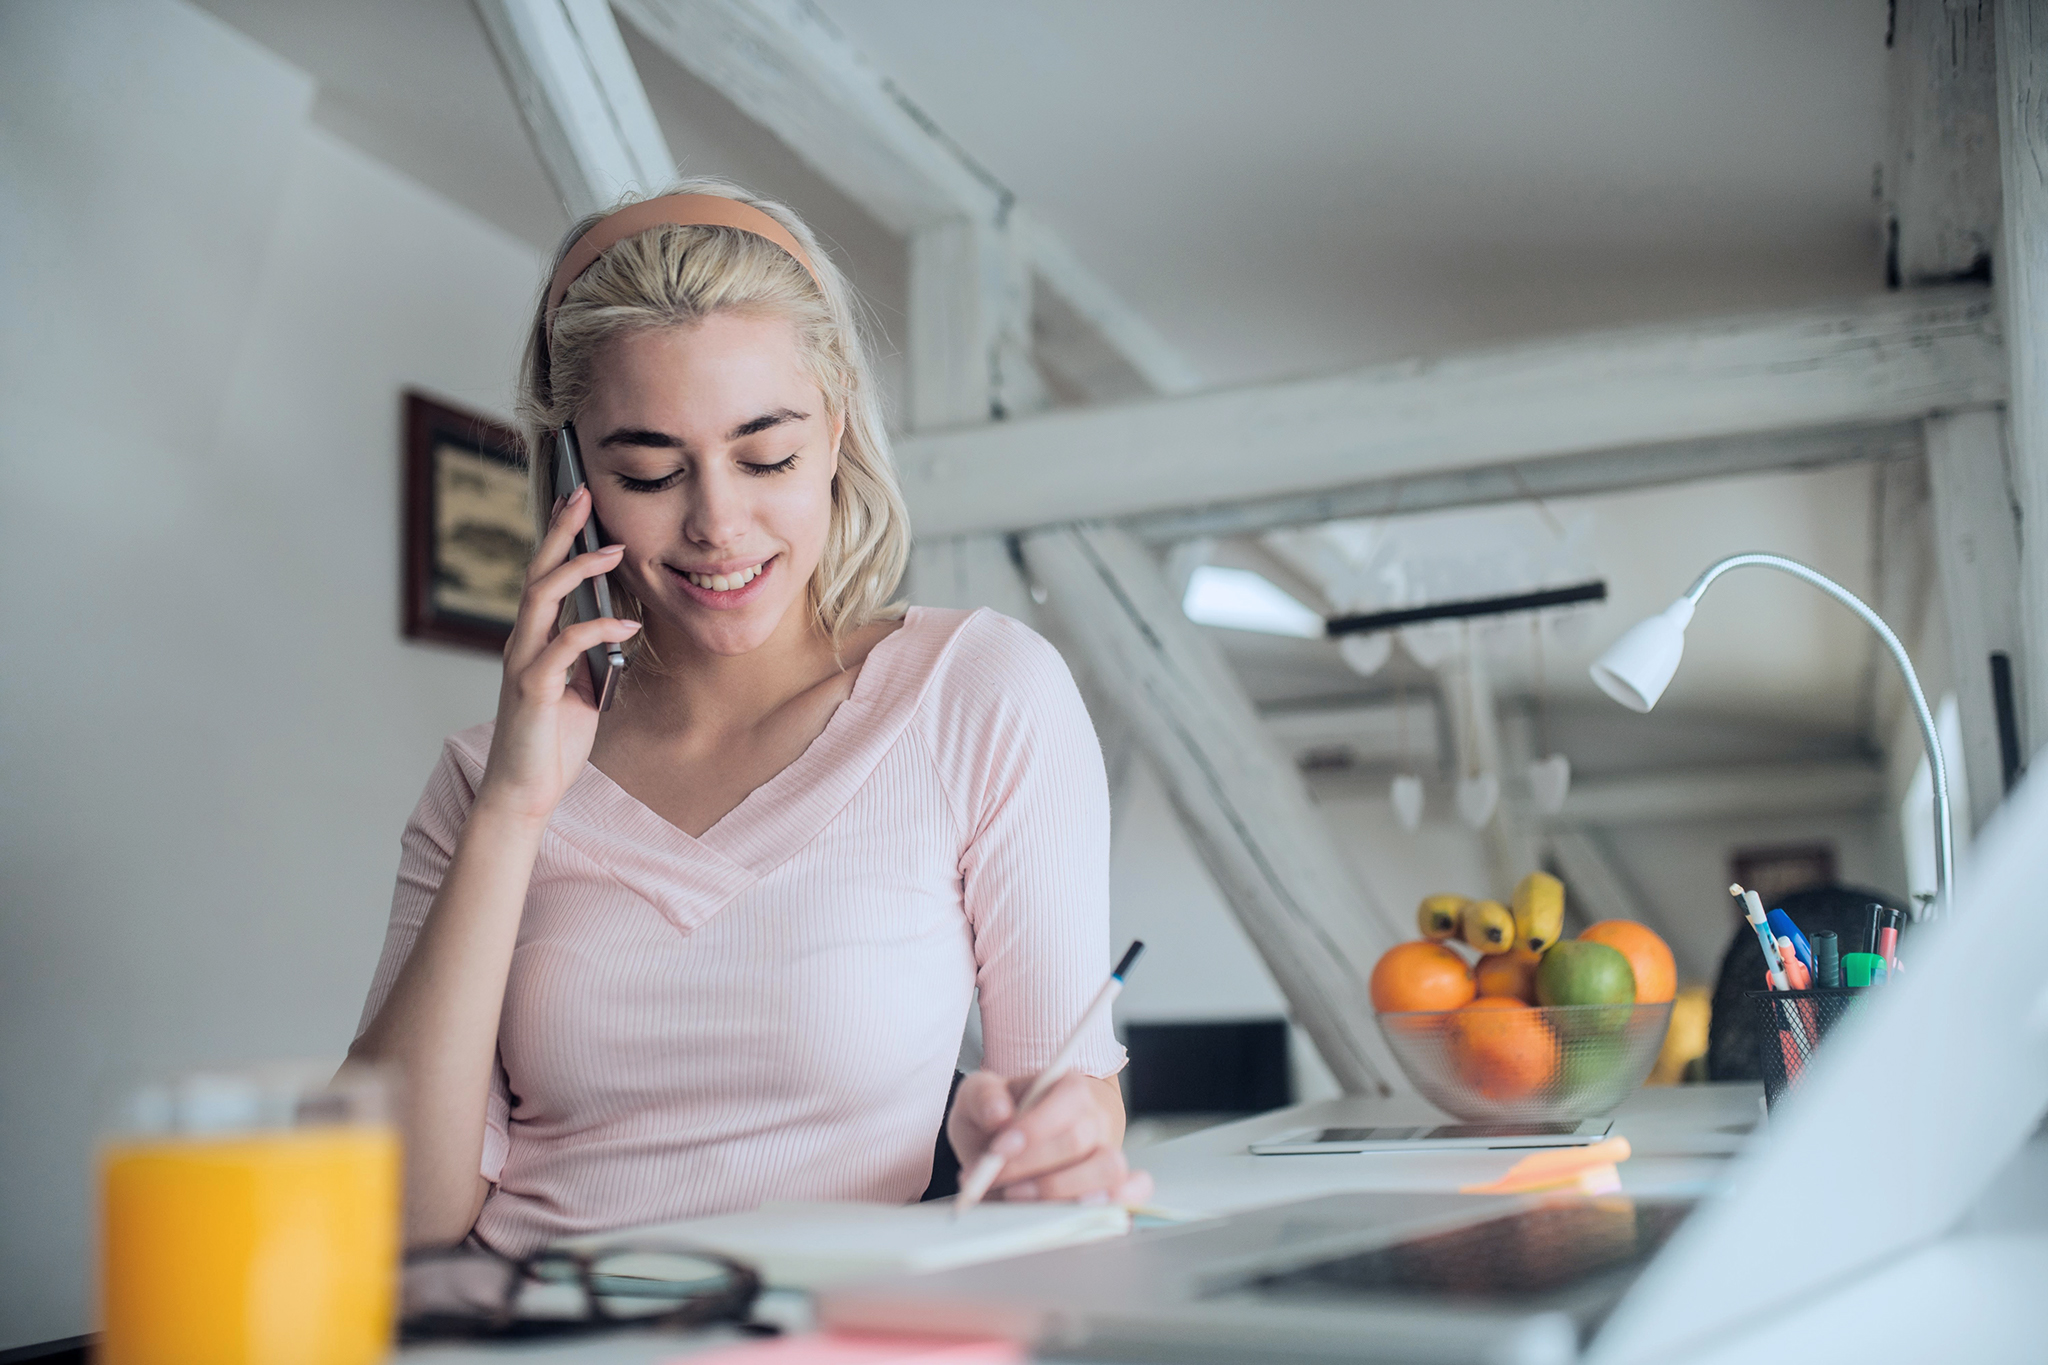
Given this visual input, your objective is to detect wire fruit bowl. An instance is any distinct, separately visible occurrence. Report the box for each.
[1375,1002,1673,1124]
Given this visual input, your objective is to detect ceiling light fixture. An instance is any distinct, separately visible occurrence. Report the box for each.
[1181,565,1325,639]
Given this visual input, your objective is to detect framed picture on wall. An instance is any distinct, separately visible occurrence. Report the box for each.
[402,390,534,652]
[1730,842,1838,908]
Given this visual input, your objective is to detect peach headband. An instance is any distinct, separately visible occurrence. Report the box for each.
[544,193,821,318]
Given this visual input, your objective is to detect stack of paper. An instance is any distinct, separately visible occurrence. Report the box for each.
[555,1200,1130,1290]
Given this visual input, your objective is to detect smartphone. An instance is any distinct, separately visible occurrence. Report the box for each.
[1248,1119,1611,1155]
[551,424,627,712]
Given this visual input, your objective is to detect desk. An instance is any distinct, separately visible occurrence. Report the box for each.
[1139,1082,1760,1218]
[397,1085,2048,1363]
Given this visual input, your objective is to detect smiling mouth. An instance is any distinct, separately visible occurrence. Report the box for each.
[675,560,768,593]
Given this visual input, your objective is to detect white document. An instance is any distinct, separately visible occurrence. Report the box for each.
[555,1200,1131,1289]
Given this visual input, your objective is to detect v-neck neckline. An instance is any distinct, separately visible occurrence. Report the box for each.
[544,606,963,933]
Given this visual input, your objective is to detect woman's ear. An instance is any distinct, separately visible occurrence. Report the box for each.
[827,408,846,477]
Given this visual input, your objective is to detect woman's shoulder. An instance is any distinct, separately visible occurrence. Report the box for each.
[884,606,1091,766]
[433,720,499,788]
[892,605,1073,702]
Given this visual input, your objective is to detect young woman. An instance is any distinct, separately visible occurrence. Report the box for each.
[349,180,1148,1253]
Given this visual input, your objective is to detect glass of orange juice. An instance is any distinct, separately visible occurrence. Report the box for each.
[98,1063,400,1365]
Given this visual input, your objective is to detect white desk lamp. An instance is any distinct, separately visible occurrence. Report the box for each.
[1588,552,1954,919]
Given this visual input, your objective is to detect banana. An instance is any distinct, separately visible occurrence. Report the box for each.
[1461,899,1516,954]
[1512,871,1566,956]
[1416,894,1470,942]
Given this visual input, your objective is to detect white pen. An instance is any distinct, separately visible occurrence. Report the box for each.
[955,941,1145,1216]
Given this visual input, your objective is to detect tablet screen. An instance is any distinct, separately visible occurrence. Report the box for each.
[1312,1123,1583,1143]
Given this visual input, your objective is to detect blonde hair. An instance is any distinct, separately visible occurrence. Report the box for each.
[517,177,907,647]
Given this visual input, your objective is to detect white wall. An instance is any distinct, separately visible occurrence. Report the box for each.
[0,0,539,1345]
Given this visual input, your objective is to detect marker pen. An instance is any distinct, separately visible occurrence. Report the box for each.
[1767,910,1814,977]
[1732,885,1791,991]
[1876,906,1904,974]
[1776,938,1811,991]
[1812,930,1842,989]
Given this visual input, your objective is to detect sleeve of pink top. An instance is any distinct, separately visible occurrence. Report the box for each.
[929,613,1126,1080]
[356,734,514,1183]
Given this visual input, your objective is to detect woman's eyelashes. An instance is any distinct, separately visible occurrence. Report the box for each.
[615,469,683,493]
[612,453,798,493]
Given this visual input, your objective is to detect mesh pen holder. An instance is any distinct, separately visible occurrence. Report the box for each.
[1746,987,1871,1110]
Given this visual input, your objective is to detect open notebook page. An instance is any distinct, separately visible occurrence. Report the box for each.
[554,1200,1131,1290]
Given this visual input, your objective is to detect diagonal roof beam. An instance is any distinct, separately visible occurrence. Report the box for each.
[475,0,678,218]
[611,0,1202,397]
[894,285,2007,537]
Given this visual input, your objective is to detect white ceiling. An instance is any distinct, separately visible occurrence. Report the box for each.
[193,0,1889,390]
[821,0,1890,384]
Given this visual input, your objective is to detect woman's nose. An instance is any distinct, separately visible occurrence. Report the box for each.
[683,467,750,548]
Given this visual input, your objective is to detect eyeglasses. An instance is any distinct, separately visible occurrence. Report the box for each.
[401,1241,762,1342]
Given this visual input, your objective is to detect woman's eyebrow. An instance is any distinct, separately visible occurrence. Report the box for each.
[595,409,808,450]
[596,427,686,450]
[727,408,807,440]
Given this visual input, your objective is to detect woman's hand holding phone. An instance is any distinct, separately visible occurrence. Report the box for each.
[476,486,641,827]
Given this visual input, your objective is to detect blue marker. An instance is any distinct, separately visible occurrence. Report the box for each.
[1733,885,1791,990]
[1767,909,1814,977]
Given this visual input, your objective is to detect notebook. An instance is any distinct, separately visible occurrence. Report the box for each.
[554,1200,1130,1289]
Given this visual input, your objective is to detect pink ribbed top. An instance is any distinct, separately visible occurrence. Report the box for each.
[357,607,1124,1255]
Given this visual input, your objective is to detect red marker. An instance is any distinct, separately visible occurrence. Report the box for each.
[1876,906,1904,974]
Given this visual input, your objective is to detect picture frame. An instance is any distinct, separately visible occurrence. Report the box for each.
[1729,842,1838,909]
[402,390,535,652]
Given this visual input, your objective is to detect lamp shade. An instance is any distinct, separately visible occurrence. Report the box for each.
[1589,598,1695,713]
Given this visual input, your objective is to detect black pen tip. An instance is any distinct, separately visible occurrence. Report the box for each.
[1113,941,1145,980]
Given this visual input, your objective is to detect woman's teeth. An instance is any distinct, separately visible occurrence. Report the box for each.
[684,563,763,593]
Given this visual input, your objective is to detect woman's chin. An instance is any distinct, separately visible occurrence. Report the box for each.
[648,593,799,658]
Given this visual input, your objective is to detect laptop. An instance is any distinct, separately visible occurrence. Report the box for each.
[820,764,2048,1363]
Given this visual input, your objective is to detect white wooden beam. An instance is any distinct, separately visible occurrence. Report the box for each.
[1129,420,1927,544]
[1886,1,2002,285]
[1015,214,1204,396]
[901,533,1033,618]
[897,288,2004,537]
[1555,761,1885,825]
[908,217,1046,429]
[1020,523,1409,1097]
[475,0,676,217]
[612,0,998,231]
[1997,0,2048,749]
[1926,409,2027,827]
[612,0,1201,397]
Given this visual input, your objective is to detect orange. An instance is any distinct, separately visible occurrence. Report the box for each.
[1474,947,1542,1004]
[1369,941,1475,1013]
[1578,920,1676,1005]
[1445,998,1558,1100]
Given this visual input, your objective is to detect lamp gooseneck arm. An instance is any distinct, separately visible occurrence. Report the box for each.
[1683,553,1953,920]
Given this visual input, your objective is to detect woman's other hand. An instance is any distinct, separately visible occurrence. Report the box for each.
[478,486,642,824]
[948,1070,1153,1207]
